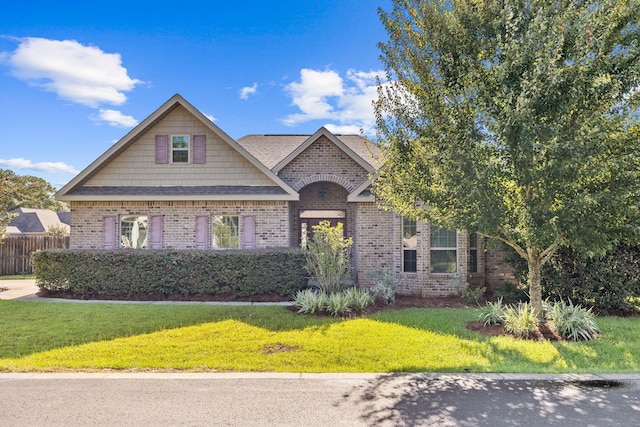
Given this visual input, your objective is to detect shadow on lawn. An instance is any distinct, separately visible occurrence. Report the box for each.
[339,374,638,426]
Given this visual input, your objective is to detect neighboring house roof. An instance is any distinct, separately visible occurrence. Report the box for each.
[7,208,71,234]
[237,129,382,172]
[56,94,299,202]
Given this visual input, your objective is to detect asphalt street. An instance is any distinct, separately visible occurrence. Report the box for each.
[1,373,640,426]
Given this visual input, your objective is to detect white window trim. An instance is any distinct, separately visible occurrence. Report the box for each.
[171,135,190,164]
[430,226,458,274]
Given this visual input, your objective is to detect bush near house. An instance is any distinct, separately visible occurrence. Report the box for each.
[32,248,306,299]
[507,244,640,314]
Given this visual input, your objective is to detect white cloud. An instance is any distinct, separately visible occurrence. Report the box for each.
[93,109,138,128]
[3,37,141,108]
[283,68,387,134]
[0,158,79,174]
[204,113,216,122]
[239,83,258,100]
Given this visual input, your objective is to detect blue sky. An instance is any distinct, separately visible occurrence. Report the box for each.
[0,1,392,188]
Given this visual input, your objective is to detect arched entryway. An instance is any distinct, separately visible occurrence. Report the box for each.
[290,181,355,248]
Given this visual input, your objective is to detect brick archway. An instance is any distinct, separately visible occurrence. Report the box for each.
[291,174,355,192]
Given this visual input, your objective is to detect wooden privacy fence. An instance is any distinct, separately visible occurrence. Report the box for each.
[0,235,69,275]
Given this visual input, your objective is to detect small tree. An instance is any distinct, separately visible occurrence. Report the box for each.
[374,0,640,317]
[303,221,353,294]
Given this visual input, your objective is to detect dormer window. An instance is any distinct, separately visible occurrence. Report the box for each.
[171,135,190,163]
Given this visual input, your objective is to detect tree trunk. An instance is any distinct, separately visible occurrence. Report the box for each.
[527,253,544,320]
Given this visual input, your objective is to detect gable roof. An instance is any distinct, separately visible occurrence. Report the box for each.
[237,128,382,172]
[8,208,70,234]
[56,94,298,201]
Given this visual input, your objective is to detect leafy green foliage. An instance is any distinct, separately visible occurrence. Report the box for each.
[374,0,640,315]
[343,287,374,312]
[303,221,353,294]
[478,298,506,326]
[494,282,530,304]
[367,268,401,304]
[546,299,600,341]
[461,286,486,305]
[293,287,373,316]
[508,244,640,313]
[502,302,540,339]
[0,169,68,242]
[32,249,306,298]
[294,289,329,314]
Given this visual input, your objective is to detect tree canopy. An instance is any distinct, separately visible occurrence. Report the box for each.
[1,169,66,240]
[374,0,640,313]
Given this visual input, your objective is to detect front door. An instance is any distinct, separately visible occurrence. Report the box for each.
[299,210,346,246]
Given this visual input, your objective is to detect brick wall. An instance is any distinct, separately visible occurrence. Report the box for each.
[70,200,289,249]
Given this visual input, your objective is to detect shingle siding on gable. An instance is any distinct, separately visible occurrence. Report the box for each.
[85,106,276,188]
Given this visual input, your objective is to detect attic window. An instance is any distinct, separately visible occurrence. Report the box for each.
[172,135,190,163]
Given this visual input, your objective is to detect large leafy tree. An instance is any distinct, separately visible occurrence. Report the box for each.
[0,169,65,241]
[373,0,640,315]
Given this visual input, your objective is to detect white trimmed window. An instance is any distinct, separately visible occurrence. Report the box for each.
[120,215,148,249]
[402,217,417,273]
[430,224,457,273]
[171,135,190,163]
[212,215,239,249]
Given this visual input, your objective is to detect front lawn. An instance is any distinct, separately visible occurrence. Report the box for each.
[0,301,638,373]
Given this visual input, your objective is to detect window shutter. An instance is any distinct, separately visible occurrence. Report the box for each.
[195,215,209,249]
[193,134,206,164]
[241,215,256,249]
[149,215,164,249]
[103,216,117,249]
[155,135,169,164]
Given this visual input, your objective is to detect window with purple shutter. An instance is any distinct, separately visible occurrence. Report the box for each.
[241,215,256,249]
[195,215,209,249]
[149,215,164,249]
[193,134,206,164]
[103,216,117,249]
[155,135,169,164]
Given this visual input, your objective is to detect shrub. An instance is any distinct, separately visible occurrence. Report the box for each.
[32,248,306,299]
[294,289,329,315]
[478,298,506,326]
[461,286,486,305]
[502,302,539,339]
[343,287,374,312]
[493,282,529,304]
[303,221,353,294]
[507,244,640,313]
[367,268,402,304]
[326,291,352,317]
[546,299,600,341]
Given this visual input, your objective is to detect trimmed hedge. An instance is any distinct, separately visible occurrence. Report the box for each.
[32,248,306,299]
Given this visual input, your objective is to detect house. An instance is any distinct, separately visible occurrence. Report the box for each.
[6,208,70,236]
[56,94,513,296]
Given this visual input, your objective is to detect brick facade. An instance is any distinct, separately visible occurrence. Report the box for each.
[70,201,289,250]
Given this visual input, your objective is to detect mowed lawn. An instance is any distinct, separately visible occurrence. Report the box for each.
[0,301,638,373]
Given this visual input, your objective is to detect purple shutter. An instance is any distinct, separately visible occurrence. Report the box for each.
[155,135,169,164]
[149,215,163,249]
[193,134,206,164]
[241,216,256,249]
[195,215,209,249]
[103,216,117,249]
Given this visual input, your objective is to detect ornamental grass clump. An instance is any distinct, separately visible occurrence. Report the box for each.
[479,298,506,326]
[502,302,539,339]
[294,289,329,315]
[547,299,600,341]
[293,287,373,317]
[343,287,374,312]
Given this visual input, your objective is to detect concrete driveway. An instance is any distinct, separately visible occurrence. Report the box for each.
[0,279,40,301]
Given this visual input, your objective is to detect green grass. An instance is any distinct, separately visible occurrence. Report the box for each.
[0,274,35,280]
[0,301,638,373]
